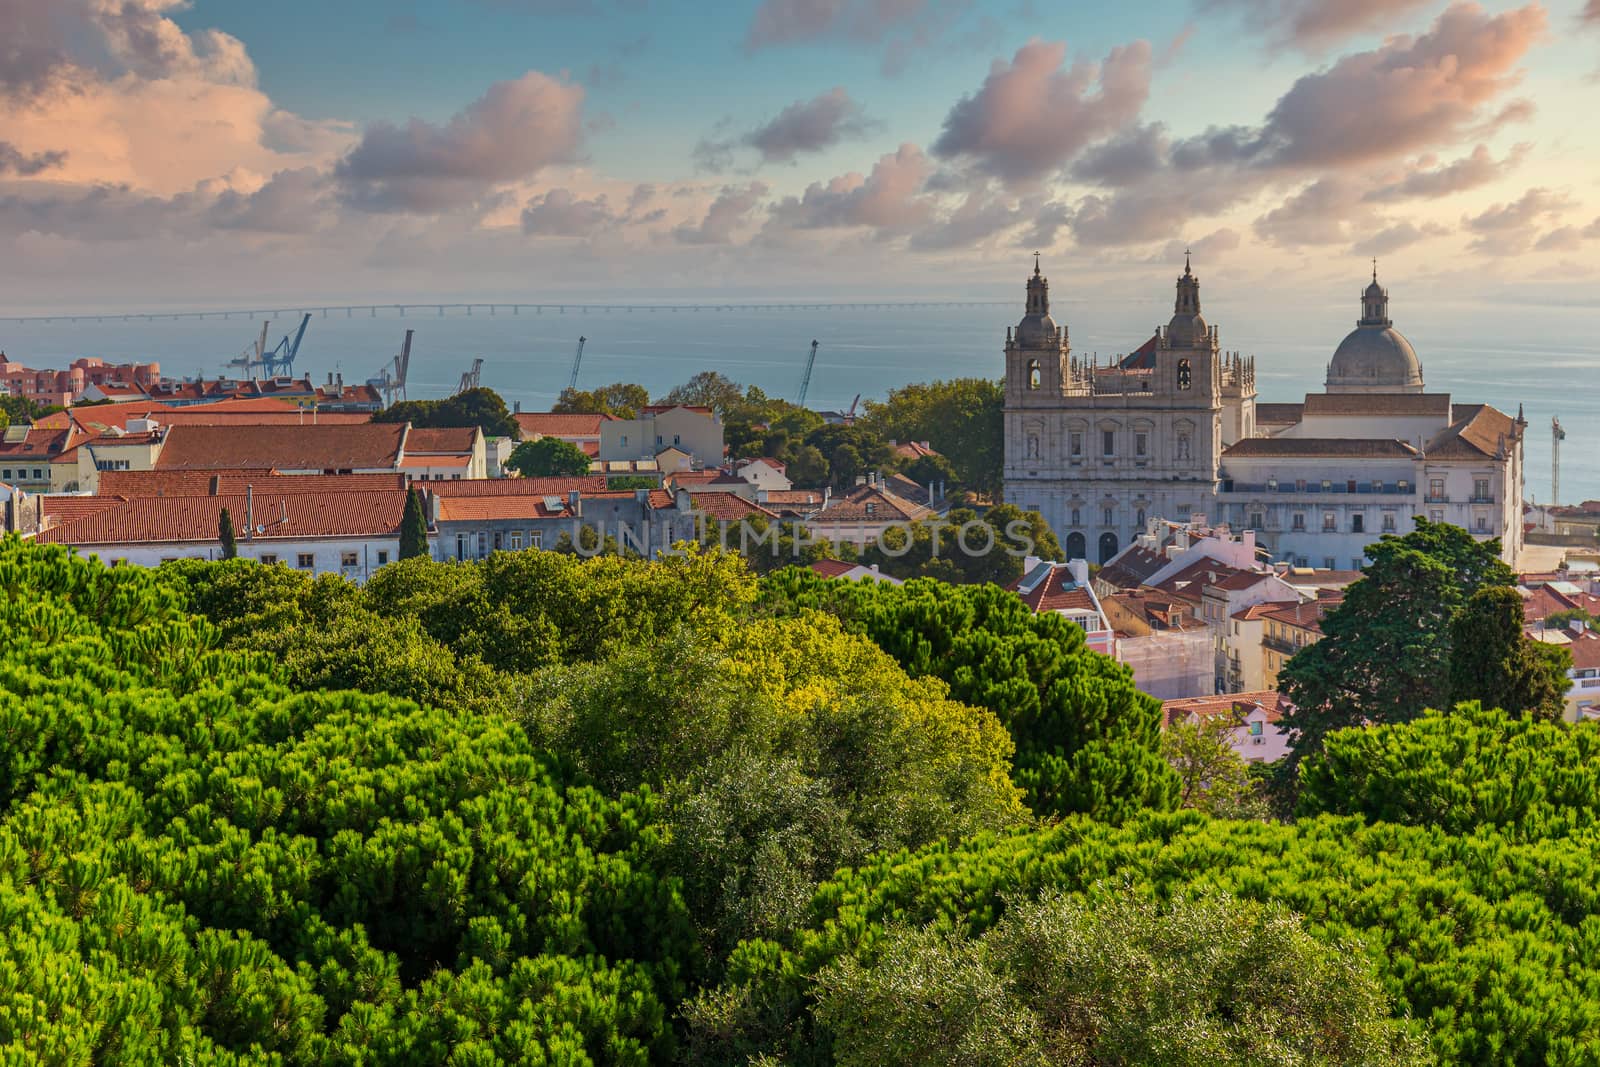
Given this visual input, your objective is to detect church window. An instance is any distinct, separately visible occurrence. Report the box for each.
[1177,359,1192,390]
[1027,359,1041,390]
[1071,508,1081,526]
[1136,508,1146,527]
[1102,507,1114,525]
[1135,432,1149,457]
[1026,434,1040,459]
[1292,513,1305,531]
[1102,430,1115,456]
[1069,432,1083,457]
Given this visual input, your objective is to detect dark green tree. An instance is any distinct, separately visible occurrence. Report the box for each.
[663,370,746,416]
[506,436,593,477]
[372,387,518,437]
[803,423,894,490]
[1281,518,1515,764]
[861,504,1060,586]
[217,507,237,559]
[554,381,650,417]
[1448,585,1571,720]
[860,378,1004,496]
[398,488,429,560]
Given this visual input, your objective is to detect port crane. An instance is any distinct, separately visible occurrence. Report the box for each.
[368,329,413,407]
[228,313,310,378]
[1554,416,1566,511]
[455,357,484,395]
[796,339,820,408]
[566,336,587,393]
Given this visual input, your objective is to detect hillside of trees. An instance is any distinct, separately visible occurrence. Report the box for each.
[5,532,1600,1064]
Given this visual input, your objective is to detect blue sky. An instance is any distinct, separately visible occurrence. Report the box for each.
[2,0,1599,309]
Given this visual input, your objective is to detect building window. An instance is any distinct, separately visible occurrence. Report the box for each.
[1474,478,1490,501]
[510,532,523,550]
[1352,558,1364,570]
[1071,508,1081,526]
[1249,511,1264,530]
[476,532,488,556]
[1351,514,1364,533]
[1102,507,1114,525]
[1135,432,1149,457]
[1322,512,1336,531]
[341,552,358,568]
[260,553,278,565]
[656,435,663,446]
[1102,430,1115,456]
[1249,721,1263,737]
[1292,513,1305,531]
[530,531,543,549]
[376,551,389,565]
[1267,478,1278,492]
[1321,480,1332,491]
[620,435,628,447]
[1027,359,1041,390]
[1429,478,1445,501]
[296,553,315,569]
[1069,431,1083,457]
[1430,509,1444,523]
[1136,508,1146,527]
[1382,513,1396,533]
[1177,358,1192,390]
[1295,479,1307,492]
[1323,557,1336,569]
[1476,515,1489,532]
[1398,479,1409,493]
[1371,480,1383,493]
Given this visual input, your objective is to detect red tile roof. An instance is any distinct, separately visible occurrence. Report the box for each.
[814,484,932,523]
[1569,631,1600,672]
[514,412,615,438]
[1097,545,1168,589]
[1014,565,1099,615]
[436,496,569,521]
[1116,333,1161,371]
[98,470,406,497]
[1426,403,1517,460]
[1162,691,1293,729]
[1302,392,1453,418]
[0,426,75,460]
[405,427,479,453]
[41,495,127,527]
[425,476,609,497]
[1261,598,1338,633]
[1231,601,1285,622]
[1222,437,1421,459]
[691,491,779,521]
[37,490,408,546]
[153,423,406,471]
[401,454,472,469]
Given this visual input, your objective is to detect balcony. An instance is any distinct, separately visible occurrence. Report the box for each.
[1263,635,1299,656]
[1218,481,1412,497]
[1425,493,1450,504]
[1469,495,1495,505]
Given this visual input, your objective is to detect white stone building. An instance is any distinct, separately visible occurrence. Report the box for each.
[1002,260,1525,568]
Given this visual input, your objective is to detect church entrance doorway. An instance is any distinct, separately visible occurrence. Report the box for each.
[1065,532,1086,560]
[1098,532,1119,564]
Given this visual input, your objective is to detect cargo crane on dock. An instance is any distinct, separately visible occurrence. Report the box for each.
[796,339,820,408]
[1554,416,1566,510]
[566,336,587,393]
[455,358,484,395]
[368,329,413,407]
[228,313,310,378]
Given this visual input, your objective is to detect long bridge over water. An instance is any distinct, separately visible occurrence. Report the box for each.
[4,299,1012,325]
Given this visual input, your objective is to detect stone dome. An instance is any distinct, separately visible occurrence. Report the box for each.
[1324,270,1424,393]
[1016,311,1059,348]
[1326,324,1424,392]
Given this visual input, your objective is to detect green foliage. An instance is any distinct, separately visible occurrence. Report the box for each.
[372,386,517,437]
[506,435,593,477]
[1448,586,1570,719]
[801,423,894,490]
[860,378,1004,496]
[1162,716,1268,819]
[1282,518,1517,763]
[0,394,62,428]
[861,503,1061,586]
[1547,607,1600,630]
[1299,703,1600,839]
[554,381,650,418]
[698,513,844,576]
[662,371,745,416]
[0,537,691,1064]
[814,892,1427,1066]
[398,487,428,560]
[218,506,238,559]
[759,569,1177,821]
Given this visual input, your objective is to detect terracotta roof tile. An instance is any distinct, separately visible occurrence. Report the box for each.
[814,485,932,523]
[1161,691,1293,729]
[436,496,569,521]
[1425,404,1516,460]
[1014,564,1099,615]
[1261,598,1338,632]
[153,423,406,471]
[37,490,407,546]
[1097,545,1167,589]
[514,412,615,438]
[1223,437,1420,459]
[405,427,479,453]
[691,490,779,520]
[425,476,609,497]
[1302,392,1452,417]
[99,470,406,497]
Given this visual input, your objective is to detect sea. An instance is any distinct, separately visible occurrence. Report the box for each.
[3,295,1596,504]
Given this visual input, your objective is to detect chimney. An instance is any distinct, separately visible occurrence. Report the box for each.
[209,474,221,497]
[327,372,334,386]
[635,487,650,505]
[336,373,343,388]
[1068,558,1090,587]
[245,484,254,539]
[756,488,768,504]
[513,400,522,414]
[675,487,692,513]
[568,489,582,518]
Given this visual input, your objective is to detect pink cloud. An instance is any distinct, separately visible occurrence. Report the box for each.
[1200,0,1437,51]
[768,143,934,231]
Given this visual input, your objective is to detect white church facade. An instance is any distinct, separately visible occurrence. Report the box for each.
[1002,259,1525,569]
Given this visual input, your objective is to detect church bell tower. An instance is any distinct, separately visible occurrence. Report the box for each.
[1005,256,1070,407]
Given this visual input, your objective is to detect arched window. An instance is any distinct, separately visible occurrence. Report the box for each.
[1136,508,1146,528]
[1027,359,1041,390]
[1177,358,1192,390]
[1066,531,1087,560]
[1098,531,1120,564]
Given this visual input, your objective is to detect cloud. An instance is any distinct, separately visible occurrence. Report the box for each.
[1069,123,1168,186]
[521,188,615,236]
[907,189,1030,250]
[745,0,929,50]
[1021,201,1073,249]
[694,87,878,171]
[1350,220,1450,256]
[1364,143,1528,202]
[932,38,1153,185]
[1161,228,1242,262]
[1463,187,1573,254]
[1586,0,1600,25]
[0,140,63,176]
[1253,178,1370,246]
[673,181,769,244]
[767,143,933,231]
[1199,0,1436,51]
[335,71,585,213]
[207,167,331,234]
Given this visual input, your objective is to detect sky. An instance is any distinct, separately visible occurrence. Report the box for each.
[1,0,1599,313]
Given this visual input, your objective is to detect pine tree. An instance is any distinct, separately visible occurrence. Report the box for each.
[399,488,429,560]
[218,507,238,560]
